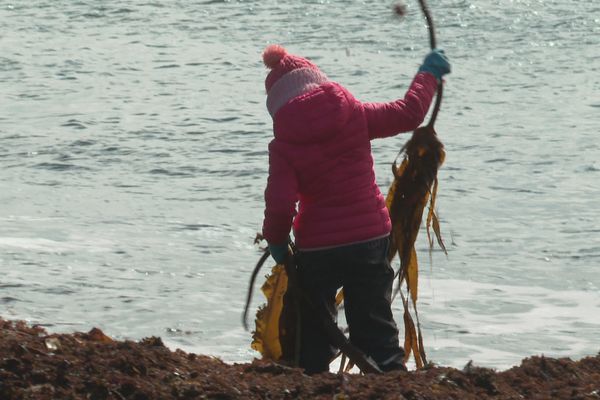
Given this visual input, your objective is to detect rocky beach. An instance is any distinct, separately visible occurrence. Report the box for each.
[1,318,599,399]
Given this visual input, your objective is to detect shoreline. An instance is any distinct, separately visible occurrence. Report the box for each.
[1,317,599,399]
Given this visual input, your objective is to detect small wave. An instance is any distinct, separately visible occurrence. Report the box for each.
[155,64,180,69]
[199,116,238,123]
[33,162,91,172]
[38,287,77,295]
[0,57,21,72]
[32,181,62,187]
[1,296,19,303]
[488,185,545,194]
[0,283,25,289]
[81,12,105,19]
[100,146,134,155]
[485,158,510,163]
[208,148,242,154]
[117,66,142,71]
[145,44,170,48]
[57,72,77,80]
[178,224,214,231]
[18,93,43,99]
[0,237,98,253]
[70,139,96,147]
[111,8,134,14]
[61,119,86,129]
[148,168,192,177]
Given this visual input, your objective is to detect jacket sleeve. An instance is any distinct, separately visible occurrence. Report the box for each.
[262,144,298,245]
[363,72,438,140]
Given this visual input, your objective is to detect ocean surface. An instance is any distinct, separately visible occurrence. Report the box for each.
[1,0,599,370]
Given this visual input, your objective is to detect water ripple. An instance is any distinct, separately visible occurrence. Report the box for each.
[33,162,91,172]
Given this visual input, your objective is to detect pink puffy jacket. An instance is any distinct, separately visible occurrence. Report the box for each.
[262,72,438,250]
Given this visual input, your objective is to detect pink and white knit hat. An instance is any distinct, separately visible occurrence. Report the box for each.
[262,44,328,117]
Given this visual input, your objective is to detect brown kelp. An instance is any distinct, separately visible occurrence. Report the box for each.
[253,267,301,365]
[243,235,297,364]
[386,125,446,369]
[385,0,447,369]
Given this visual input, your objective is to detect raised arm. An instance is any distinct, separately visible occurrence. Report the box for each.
[363,72,438,140]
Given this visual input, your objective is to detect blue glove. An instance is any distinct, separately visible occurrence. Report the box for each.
[418,49,451,80]
[268,242,290,264]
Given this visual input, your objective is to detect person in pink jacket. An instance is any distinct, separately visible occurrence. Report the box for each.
[261,44,450,373]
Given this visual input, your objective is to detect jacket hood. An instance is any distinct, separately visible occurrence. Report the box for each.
[272,82,353,145]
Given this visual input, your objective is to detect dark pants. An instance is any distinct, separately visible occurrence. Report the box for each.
[295,236,405,374]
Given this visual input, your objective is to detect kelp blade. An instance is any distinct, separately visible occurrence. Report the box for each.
[426,178,447,254]
[407,247,419,304]
[402,299,423,369]
[335,289,344,307]
[251,264,288,360]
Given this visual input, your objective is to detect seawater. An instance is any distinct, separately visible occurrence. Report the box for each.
[1,0,599,370]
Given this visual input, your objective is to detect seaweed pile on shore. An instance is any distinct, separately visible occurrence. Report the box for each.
[1,318,599,399]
